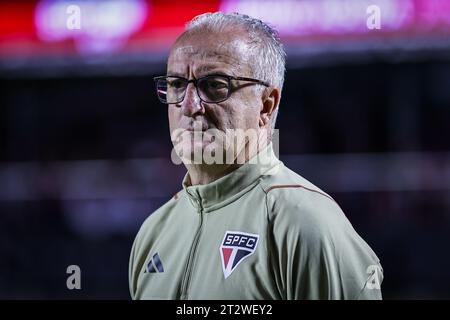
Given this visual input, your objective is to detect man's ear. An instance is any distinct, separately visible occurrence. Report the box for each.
[259,87,280,127]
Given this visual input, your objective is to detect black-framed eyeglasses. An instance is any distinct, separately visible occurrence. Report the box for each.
[153,74,270,104]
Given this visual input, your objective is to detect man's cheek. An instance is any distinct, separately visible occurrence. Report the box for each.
[168,105,182,119]
[204,107,224,131]
[228,101,251,129]
[168,114,183,133]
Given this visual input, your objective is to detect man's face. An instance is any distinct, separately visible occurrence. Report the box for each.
[167,29,264,164]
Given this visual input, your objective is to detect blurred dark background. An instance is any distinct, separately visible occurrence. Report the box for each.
[1,0,450,299]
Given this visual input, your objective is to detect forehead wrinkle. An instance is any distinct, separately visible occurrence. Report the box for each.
[169,36,253,76]
[172,47,240,64]
[169,52,245,77]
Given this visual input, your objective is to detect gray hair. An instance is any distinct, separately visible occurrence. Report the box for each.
[184,12,286,129]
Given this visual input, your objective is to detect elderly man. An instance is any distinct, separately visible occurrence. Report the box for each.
[129,12,383,300]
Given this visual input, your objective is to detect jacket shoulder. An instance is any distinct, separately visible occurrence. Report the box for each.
[259,163,338,215]
[132,190,183,254]
[259,163,355,244]
[259,164,382,299]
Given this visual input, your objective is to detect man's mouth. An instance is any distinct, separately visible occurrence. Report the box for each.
[184,124,209,132]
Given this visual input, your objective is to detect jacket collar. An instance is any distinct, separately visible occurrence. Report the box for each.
[182,143,281,212]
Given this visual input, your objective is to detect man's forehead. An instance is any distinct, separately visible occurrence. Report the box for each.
[170,45,242,63]
[168,36,252,71]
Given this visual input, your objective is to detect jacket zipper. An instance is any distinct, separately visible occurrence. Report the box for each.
[179,200,204,299]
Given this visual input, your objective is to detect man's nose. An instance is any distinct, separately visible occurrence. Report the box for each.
[180,83,204,117]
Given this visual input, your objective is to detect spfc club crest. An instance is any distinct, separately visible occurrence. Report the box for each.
[220,231,259,279]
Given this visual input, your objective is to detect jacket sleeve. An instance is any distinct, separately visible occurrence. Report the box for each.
[128,235,138,300]
[129,219,148,300]
[268,188,383,300]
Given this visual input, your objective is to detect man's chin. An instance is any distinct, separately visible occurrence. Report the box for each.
[174,140,230,165]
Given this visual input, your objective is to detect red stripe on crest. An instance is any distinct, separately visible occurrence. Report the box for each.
[222,248,232,268]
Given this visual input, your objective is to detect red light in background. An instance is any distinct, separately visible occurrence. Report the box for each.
[145,0,220,29]
[0,1,36,40]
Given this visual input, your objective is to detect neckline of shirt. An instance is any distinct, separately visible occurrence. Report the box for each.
[181,143,281,212]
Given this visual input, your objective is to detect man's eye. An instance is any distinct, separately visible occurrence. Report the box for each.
[206,80,228,90]
[168,80,184,89]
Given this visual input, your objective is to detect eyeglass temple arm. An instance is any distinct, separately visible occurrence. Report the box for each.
[233,76,270,87]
